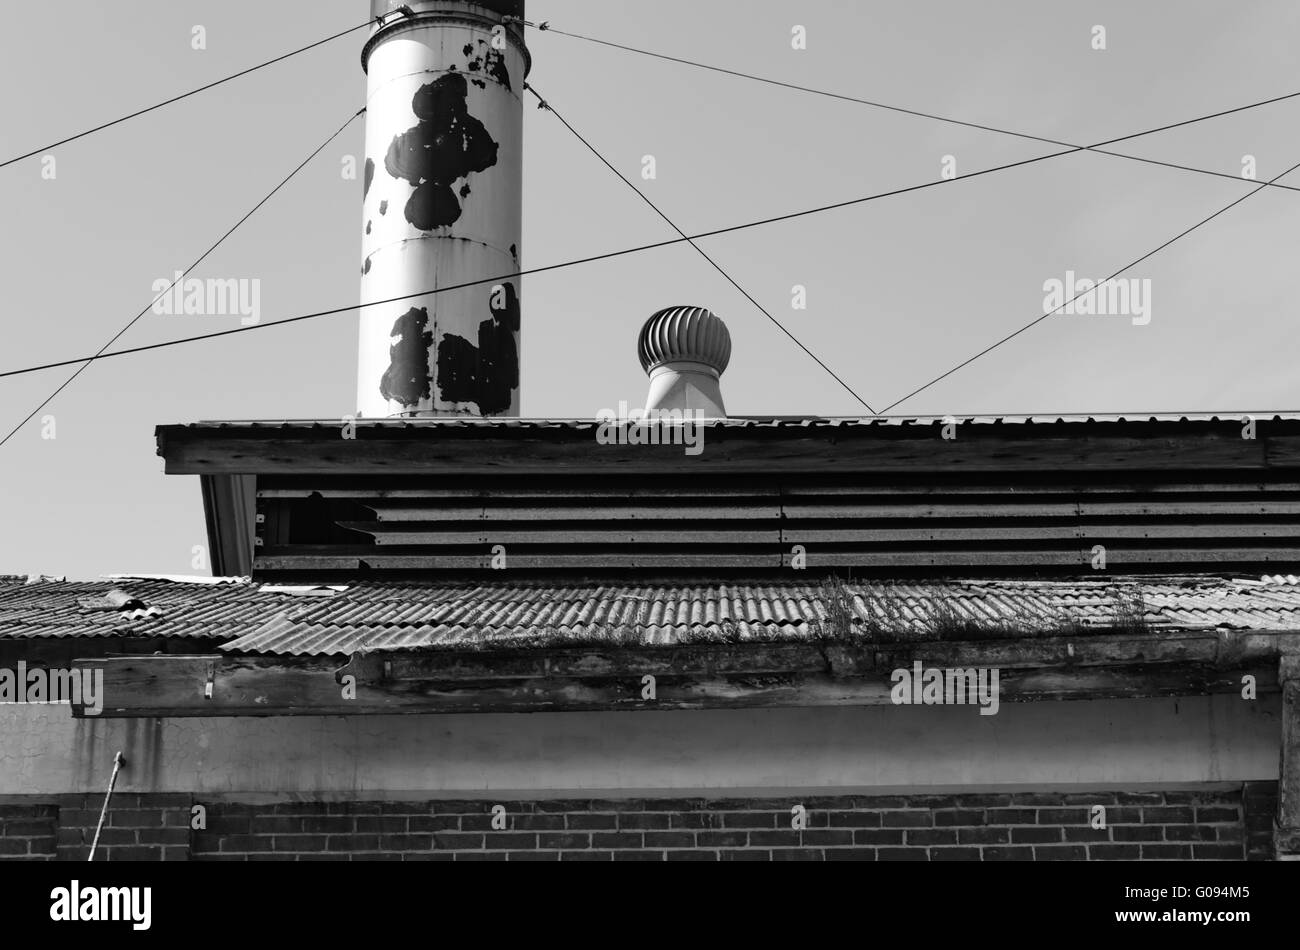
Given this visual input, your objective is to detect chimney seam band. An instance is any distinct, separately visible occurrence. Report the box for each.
[361,12,531,75]
[362,236,516,262]
[366,66,523,103]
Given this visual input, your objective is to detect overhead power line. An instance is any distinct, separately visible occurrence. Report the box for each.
[7,84,1300,389]
[879,157,1300,414]
[523,20,1300,196]
[522,19,1300,414]
[525,83,875,414]
[0,19,372,170]
[0,145,1087,383]
[0,108,365,447]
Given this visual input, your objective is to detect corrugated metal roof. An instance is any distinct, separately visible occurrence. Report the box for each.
[173,414,1300,431]
[4,575,1300,655]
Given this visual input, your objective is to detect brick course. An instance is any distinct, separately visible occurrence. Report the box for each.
[0,785,1277,861]
[51,794,193,862]
[0,803,56,860]
[189,786,1269,861]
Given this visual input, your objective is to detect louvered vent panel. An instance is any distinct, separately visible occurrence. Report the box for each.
[251,473,1300,579]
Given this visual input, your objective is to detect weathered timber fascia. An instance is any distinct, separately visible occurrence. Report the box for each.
[339,631,1269,680]
[155,422,1300,476]
[67,631,1288,718]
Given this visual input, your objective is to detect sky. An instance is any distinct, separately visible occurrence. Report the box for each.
[3,0,1300,579]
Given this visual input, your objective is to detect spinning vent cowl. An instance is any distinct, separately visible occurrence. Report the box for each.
[637,306,732,419]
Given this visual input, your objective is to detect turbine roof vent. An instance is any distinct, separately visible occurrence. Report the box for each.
[637,306,732,376]
[637,306,731,418]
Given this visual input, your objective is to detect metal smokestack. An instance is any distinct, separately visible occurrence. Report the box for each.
[358,1,527,418]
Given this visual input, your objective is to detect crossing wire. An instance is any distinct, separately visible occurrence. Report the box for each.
[0,19,372,170]
[879,156,1300,413]
[518,18,1300,414]
[519,19,1300,196]
[0,146,1083,382]
[6,84,1300,398]
[525,82,876,414]
[0,109,365,447]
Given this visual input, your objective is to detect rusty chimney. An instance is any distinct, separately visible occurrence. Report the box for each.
[358,1,528,418]
[638,306,732,419]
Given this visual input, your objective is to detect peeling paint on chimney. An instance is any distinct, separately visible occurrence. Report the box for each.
[463,39,512,91]
[381,307,434,408]
[357,1,526,418]
[383,72,499,231]
[435,280,519,414]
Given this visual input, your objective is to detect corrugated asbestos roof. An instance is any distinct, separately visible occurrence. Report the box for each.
[4,574,1300,656]
[0,577,269,640]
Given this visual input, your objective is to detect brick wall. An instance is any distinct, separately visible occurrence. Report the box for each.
[0,804,56,860]
[0,786,1277,861]
[52,794,192,862]
[193,787,1273,862]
